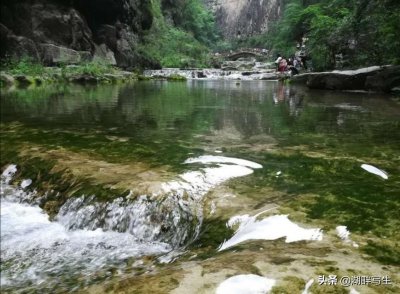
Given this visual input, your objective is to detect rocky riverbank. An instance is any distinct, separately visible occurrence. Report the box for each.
[291,65,400,93]
[0,63,140,89]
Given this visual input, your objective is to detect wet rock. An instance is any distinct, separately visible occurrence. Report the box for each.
[365,65,400,92]
[260,73,279,80]
[14,75,34,87]
[241,71,259,76]
[0,72,15,87]
[69,74,98,84]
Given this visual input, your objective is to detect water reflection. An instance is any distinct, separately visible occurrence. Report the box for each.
[1,81,399,145]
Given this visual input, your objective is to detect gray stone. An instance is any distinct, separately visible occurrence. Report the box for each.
[0,24,40,61]
[204,0,282,39]
[290,66,400,92]
[1,0,156,69]
[93,44,117,65]
[365,65,400,92]
[40,44,81,65]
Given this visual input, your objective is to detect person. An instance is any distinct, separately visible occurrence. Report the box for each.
[275,54,282,71]
[288,57,299,75]
[278,56,287,72]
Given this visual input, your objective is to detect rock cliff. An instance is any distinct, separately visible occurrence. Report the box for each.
[0,0,157,69]
[204,0,283,39]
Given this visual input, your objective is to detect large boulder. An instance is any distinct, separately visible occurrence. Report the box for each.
[365,65,400,92]
[0,0,154,69]
[40,44,89,65]
[291,66,400,93]
[93,44,117,65]
[30,2,94,52]
[0,24,40,61]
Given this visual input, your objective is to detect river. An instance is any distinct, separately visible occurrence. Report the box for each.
[1,80,399,293]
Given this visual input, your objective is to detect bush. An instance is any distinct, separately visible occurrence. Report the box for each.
[1,57,45,76]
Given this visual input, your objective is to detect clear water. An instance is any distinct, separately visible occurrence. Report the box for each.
[1,80,399,292]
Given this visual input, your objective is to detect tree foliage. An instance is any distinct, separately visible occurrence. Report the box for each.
[139,0,219,68]
[240,0,400,70]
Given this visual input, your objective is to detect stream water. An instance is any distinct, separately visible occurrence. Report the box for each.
[1,80,399,293]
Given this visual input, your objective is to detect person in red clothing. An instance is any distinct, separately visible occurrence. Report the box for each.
[278,57,287,72]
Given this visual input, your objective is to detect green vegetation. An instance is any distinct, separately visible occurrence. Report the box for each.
[138,0,219,68]
[0,57,137,87]
[1,57,46,76]
[1,57,119,77]
[238,0,400,70]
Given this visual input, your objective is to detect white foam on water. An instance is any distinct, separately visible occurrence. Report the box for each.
[301,279,314,294]
[336,226,358,248]
[1,164,17,184]
[336,226,350,241]
[1,156,262,290]
[0,195,171,289]
[216,274,276,294]
[361,164,388,179]
[184,155,263,169]
[20,179,32,189]
[163,156,262,200]
[219,214,322,251]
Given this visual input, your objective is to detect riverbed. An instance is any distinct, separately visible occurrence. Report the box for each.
[1,80,399,293]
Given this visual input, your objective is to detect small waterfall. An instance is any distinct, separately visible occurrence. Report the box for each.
[143,67,280,80]
[1,155,262,290]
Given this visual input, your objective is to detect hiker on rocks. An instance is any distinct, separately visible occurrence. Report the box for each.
[278,56,287,72]
[275,54,282,71]
[288,57,299,75]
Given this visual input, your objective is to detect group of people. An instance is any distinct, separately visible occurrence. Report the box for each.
[274,45,308,75]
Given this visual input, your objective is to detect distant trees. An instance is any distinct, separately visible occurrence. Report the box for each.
[242,0,400,70]
[276,0,400,69]
[139,0,219,68]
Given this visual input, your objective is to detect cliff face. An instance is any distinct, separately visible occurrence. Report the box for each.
[204,0,283,39]
[0,0,156,69]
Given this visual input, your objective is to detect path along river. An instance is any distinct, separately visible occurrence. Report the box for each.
[1,80,399,293]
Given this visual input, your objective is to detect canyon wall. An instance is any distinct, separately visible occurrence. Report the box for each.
[204,0,283,39]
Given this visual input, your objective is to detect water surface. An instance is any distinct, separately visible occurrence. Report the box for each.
[1,80,399,292]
